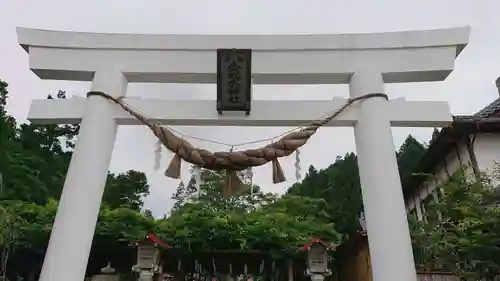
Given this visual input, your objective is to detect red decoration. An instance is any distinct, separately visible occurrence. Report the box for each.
[296,237,335,252]
[128,232,170,248]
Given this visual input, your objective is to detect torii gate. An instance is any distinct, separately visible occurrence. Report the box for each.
[17,26,469,281]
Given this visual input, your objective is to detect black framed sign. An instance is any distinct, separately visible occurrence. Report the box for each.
[216,49,252,115]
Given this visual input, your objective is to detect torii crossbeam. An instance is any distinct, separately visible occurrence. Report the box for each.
[28,97,453,127]
[17,26,469,281]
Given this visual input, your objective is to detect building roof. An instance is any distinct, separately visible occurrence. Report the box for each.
[296,237,335,252]
[402,97,500,199]
[475,78,500,118]
[474,98,500,118]
[128,232,170,248]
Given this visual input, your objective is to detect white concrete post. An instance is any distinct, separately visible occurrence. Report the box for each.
[349,71,417,281]
[38,69,127,281]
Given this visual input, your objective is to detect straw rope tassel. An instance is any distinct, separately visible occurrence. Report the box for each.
[295,148,302,180]
[272,158,286,184]
[165,153,182,178]
[247,167,254,196]
[194,166,202,197]
[224,170,244,198]
[165,138,184,179]
[222,147,244,197]
[153,139,162,171]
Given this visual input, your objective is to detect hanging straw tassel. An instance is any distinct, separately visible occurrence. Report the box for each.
[272,158,286,183]
[165,153,182,179]
[295,149,302,180]
[246,167,254,184]
[153,139,162,171]
[221,146,245,198]
[193,165,202,197]
[223,170,244,198]
[246,167,254,196]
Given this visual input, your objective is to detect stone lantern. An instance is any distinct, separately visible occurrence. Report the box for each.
[297,238,332,281]
[138,241,158,269]
[358,212,367,232]
[91,263,119,281]
[130,233,169,281]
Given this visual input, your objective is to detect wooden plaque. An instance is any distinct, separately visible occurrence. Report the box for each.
[217,49,252,115]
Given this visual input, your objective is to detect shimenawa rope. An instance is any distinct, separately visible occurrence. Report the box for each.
[87,91,387,194]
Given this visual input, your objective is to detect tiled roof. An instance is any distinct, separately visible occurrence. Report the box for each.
[473,98,500,118]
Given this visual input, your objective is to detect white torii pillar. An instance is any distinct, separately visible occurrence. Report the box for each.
[17,26,469,281]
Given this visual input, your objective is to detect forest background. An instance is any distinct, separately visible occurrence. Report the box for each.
[1,79,499,281]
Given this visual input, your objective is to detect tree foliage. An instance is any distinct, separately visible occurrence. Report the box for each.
[163,169,340,254]
[0,78,340,280]
[397,135,428,179]
[2,76,500,281]
[287,131,500,279]
[0,80,151,280]
[410,169,500,280]
[103,170,150,211]
[287,135,428,241]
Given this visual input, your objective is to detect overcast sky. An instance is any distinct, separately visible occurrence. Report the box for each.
[1,0,499,216]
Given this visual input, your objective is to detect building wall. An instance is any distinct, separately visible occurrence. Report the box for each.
[405,139,469,219]
[474,133,500,176]
[405,132,500,221]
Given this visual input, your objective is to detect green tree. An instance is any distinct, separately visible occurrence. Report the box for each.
[8,77,479,280]
[143,209,154,218]
[0,199,154,280]
[397,135,427,179]
[410,169,500,280]
[0,83,150,207]
[103,170,150,211]
[430,128,441,144]
[286,135,427,241]
[0,79,152,280]
[170,175,197,211]
[158,167,339,254]
[171,167,277,214]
